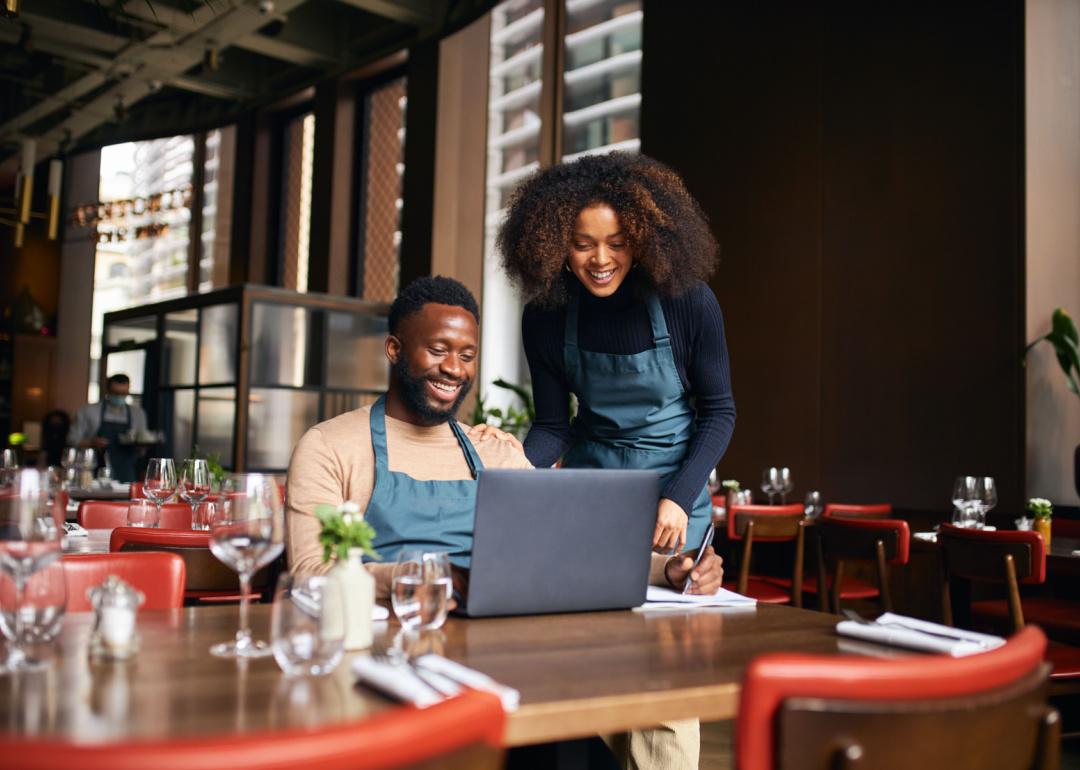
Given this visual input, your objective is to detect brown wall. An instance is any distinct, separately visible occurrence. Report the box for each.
[642,1,1025,512]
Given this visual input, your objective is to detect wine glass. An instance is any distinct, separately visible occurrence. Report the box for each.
[0,469,63,673]
[179,460,211,526]
[190,501,215,531]
[391,550,453,632]
[271,572,345,676]
[0,560,67,645]
[706,468,721,497]
[951,476,977,527]
[143,458,177,516]
[972,476,997,529]
[761,467,780,505]
[208,474,284,658]
[0,449,17,487]
[778,467,794,504]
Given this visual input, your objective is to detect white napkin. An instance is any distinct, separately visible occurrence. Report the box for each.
[635,585,757,611]
[414,654,521,711]
[351,656,443,708]
[915,526,997,544]
[836,612,1004,657]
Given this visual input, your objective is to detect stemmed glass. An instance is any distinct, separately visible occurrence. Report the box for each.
[777,467,794,504]
[761,467,780,505]
[391,550,453,632]
[706,468,721,497]
[972,477,997,529]
[209,474,284,658]
[0,469,63,673]
[59,448,79,489]
[1,560,67,646]
[143,458,177,516]
[78,448,97,487]
[179,459,211,529]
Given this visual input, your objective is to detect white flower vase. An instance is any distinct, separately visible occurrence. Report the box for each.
[328,548,374,650]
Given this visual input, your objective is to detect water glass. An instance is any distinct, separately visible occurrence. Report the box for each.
[144,458,177,508]
[761,467,780,505]
[0,561,67,645]
[778,467,794,504]
[271,572,345,677]
[391,550,452,632]
[126,500,160,528]
[0,449,18,487]
[190,501,215,531]
[951,476,977,526]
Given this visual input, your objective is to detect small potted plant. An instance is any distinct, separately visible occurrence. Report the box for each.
[1026,497,1053,547]
[316,502,379,650]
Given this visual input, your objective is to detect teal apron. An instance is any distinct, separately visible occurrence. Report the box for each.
[96,402,138,483]
[561,291,711,552]
[363,395,485,568]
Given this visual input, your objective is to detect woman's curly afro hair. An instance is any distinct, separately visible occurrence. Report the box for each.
[496,153,719,307]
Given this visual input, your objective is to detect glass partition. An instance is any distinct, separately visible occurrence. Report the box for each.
[199,303,237,385]
[163,309,198,386]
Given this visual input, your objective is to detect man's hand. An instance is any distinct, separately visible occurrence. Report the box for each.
[653,498,688,553]
[466,424,524,454]
[664,546,724,595]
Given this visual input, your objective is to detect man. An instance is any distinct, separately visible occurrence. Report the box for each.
[67,373,147,483]
[287,276,723,598]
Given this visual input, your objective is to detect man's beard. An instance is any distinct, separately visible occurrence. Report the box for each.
[392,357,473,424]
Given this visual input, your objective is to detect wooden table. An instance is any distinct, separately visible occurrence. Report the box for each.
[0,602,870,747]
[62,529,112,555]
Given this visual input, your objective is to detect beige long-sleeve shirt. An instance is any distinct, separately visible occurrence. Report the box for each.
[285,404,532,585]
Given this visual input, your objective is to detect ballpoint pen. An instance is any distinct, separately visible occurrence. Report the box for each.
[682,522,715,595]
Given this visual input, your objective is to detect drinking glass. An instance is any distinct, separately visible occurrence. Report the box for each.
[761,467,780,505]
[778,467,794,504]
[179,459,211,525]
[209,474,285,658]
[78,448,97,485]
[60,447,78,473]
[0,469,63,673]
[143,458,177,515]
[706,468,721,496]
[391,550,453,632]
[125,500,160,528]
[972,476,997,529]
[951,476,977,527]
[0,449,18,487]
[0,560,67,645]
[271,572,345,676]
[190,501,215,531]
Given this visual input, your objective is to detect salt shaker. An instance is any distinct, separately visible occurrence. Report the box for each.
[88,575,144,660]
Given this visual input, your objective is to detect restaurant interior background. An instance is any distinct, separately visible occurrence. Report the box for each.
[0,0,1078,518]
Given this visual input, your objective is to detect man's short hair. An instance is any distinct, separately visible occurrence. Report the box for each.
[106,373,130,388]
[388,276,480,335]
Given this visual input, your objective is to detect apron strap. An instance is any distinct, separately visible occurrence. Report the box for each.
[371,394,486,477]
[448,419,485,479]
[369,395,391,470]
[645,293,671,348]
[97,401,132,431]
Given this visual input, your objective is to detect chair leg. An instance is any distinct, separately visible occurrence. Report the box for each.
[1004,554,1025,633]
[792,522,805,608]
[737,524,754,596]
[1035,706,1061,770]
[831,560,844,615]
[875,539,892,612]
[815,534,828,613]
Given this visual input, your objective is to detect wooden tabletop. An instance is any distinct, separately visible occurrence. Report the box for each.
[62,529,112,554]
[0,602,870,747]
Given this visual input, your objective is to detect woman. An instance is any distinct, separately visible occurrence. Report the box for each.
[477,153,735,557]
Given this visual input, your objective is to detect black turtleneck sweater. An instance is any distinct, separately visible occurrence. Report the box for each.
[521,272,736,513]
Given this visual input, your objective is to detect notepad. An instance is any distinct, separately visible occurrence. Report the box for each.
[635,585,757,611]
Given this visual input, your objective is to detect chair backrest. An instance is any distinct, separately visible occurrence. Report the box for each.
[727,504,805,541]
[0,689,505,770]
[109,527,272,593]
[737,625,1056,770]
[938,525,1046,585]
[63,553,186,611]
[822,503,892,519]
[129,482,143,499]
[80,501,192,530]
[817,516,910,566]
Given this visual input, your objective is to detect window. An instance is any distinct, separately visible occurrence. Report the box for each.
[356,77,407,302]
[200,126,236,291]
[480,0,643,402]
[278,111,316,293]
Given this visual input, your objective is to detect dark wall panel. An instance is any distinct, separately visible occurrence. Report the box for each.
[642,1,1024,512]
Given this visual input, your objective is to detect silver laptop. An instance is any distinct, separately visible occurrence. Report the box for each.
[460,468,660,617]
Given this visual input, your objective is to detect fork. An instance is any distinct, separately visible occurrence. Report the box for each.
[371,635,461,698]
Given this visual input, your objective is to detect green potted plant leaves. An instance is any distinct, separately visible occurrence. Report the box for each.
[1025,308,1080,497]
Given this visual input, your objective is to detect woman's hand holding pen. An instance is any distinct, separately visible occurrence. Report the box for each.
[665,546,724,595]
[653,498,688,553]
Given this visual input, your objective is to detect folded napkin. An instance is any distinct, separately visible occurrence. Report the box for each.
[352,654,520,711]
[914,526,996,544]
[635,585,757,612]
[836,612,1004,657]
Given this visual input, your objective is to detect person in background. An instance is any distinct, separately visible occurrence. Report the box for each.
[67,373,147,483]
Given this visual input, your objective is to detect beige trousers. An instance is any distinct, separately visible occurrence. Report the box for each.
[605,719,700,770]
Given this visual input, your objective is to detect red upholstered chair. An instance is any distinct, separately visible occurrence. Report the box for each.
[821,502,892,519]
[80,501,192,530]
[938,524,1080,685]
[736,625,1058,770]
[63,553,186,611]
[723,504,806,605]
[129,481,143,499]
[110,527,271,603]
[803,516,910,613]
[0,689,505,770]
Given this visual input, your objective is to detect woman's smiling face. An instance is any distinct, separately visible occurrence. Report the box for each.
[567,204,633,298]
